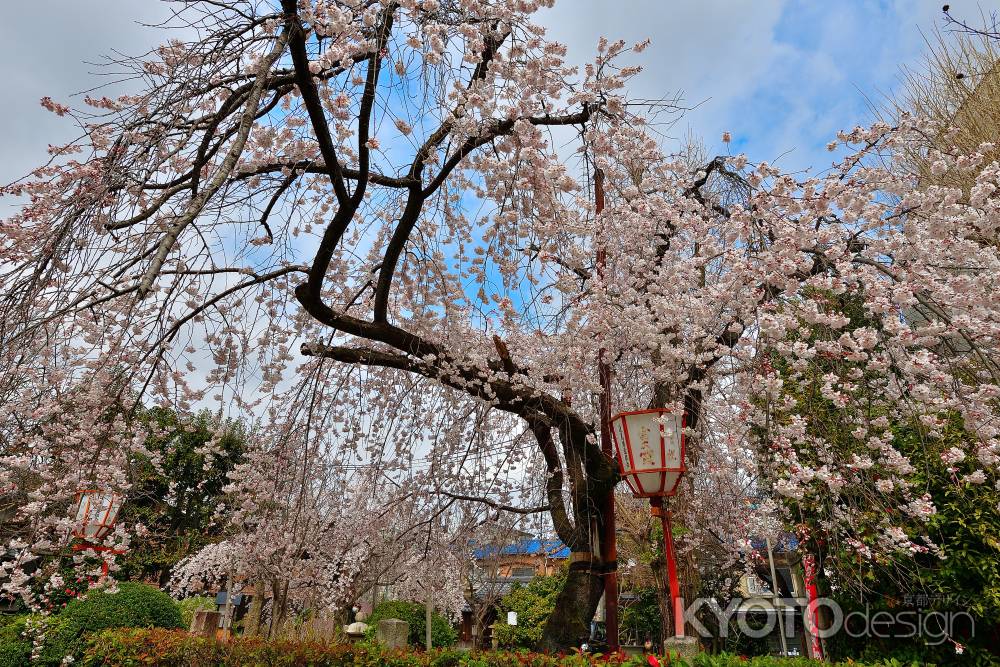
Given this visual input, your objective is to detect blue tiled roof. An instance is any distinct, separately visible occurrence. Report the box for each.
[472,537,570,560]
[748,533,799,553]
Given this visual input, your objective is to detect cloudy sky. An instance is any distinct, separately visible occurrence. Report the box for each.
[0,0,951,188]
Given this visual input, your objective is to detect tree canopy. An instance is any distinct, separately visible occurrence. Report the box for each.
[1,0,999,651]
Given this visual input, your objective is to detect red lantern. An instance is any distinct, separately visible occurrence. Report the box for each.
[610,409,685,498]
[71,490,123,541]
[610,408,688,639]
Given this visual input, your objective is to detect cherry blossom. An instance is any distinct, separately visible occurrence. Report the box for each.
[1,0,998,648]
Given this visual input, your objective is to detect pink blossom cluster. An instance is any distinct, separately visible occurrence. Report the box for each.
[0,0,997,626]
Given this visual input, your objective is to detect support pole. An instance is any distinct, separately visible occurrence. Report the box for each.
[426,516,434,650]
[652,499,684,638]
[425,590,433,650]
[765,536,788,656]
[803,553,824,660]
[224,568,235,640]
[594,168,619,653]
[72,542,122,581]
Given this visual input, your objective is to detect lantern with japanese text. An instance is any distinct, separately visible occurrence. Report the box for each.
[610,409,685,498]
[610,408,688,640]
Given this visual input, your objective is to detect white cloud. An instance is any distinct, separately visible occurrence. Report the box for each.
[537,0,948,170]
[0,1,172,189]
[538,0,788,140]
[0,1,955,190]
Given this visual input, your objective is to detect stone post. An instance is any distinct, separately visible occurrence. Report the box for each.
[663,636,699,660]
[190,610,221,638]
[343,621,369,643]
[375,618,409,648]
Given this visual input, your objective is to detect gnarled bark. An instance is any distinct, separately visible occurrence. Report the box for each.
[537,561,606,652]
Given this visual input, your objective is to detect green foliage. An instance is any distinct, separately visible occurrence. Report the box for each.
[176,595,215,628]
[493,571,564,649]
[759,292,999,663]
[39,582,183,665]
[0,616,30,667]
[833,416,1000,666]
[81,628,923,666]
[620,587,660,645]
[779,411,999,663]
[10,407,246,611]
[118,408,246,584]
[365,599,457,649]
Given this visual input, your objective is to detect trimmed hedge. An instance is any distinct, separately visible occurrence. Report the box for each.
[0,616,30,667]
[494,573,562,649]
[81,628,928,667]
[39,582,184,665]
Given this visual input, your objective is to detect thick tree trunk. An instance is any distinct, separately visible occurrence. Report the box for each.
[245,575,266,637]
[526,411,618,652]
[536,559,605,652]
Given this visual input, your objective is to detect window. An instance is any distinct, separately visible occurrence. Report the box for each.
[511,566,535,579]
[746,575,772,596]
[747,567,796,597]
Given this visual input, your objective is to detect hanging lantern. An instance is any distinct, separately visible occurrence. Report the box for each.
[610,408,688,639]
[610,409,685,498]
[71,490,123,541]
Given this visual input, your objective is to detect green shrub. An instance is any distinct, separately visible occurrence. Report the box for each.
[619,587,661,647]
[40,582,183,665]
[81,628,930,667]
[176,595,215,628]
[364,600,457,648]
[0,615,30,667]
[493,573,564,649]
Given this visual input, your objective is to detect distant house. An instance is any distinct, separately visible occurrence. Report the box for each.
[472,537,569,582]
[460,535,569,647]
[734,534,817,659]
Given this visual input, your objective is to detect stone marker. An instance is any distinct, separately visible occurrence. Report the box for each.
[375,618,409,648]
[190,610,221,637]
[663,636,699,660]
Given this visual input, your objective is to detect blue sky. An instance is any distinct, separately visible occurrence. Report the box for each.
[0,1,954,188]
[0,0,956,329]
[541,0,945,174]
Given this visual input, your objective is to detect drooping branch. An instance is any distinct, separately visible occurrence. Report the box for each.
[288,4,397,310]
[281,0,350,205]
[136,32,289,297]
[438,491,550,515]
[299,340,609,551]
[234,161,419,188]
[371,106,596,323]
[351,3,398,208]
[530,420,583,549]
[300,341,594,436]
[370,27,509,323]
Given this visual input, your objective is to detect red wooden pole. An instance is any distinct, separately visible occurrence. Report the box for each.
[652,498,684,638]
[72,542,121,579]
[595,168,619,652]
[803,553,824,660]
